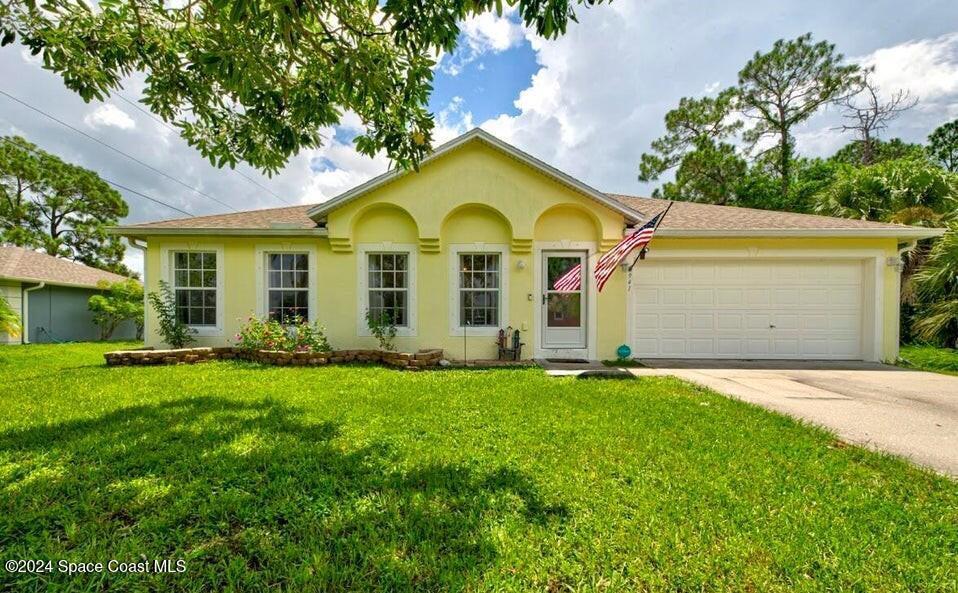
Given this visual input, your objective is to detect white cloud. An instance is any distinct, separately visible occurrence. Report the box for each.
[481,7,958,186]
[795,32,958,157]
[857,32,958,109]
[461,10,524,54]
[84,104,136,131]
[434,96,475,143]
[441,8,524,76]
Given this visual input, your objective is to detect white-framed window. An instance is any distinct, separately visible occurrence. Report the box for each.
[160,244,224,337]
[172,251,217,326]
[266,252,309,322]
[367,252,409,327]
[254,244,317,324]
[448,244,509,336]
[357,243,417,337]
[458,253,500,327]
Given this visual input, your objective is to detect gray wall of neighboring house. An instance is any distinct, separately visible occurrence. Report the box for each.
[25,284,138,343]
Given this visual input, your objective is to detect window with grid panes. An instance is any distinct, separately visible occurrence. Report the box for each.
[267,253,309,322]
[367,253,408,326]
[459,253,500,327]
[172,252,217,326]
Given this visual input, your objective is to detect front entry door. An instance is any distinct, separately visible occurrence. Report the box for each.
[542,251,587,350]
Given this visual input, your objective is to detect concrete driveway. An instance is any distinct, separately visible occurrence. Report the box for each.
[632,360,958,477]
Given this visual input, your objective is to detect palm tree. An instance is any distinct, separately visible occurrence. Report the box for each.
[912,222,958,347]
[0,297,21,339]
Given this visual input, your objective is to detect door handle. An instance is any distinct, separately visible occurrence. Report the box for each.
[769,324,776,329]
[542,294,547,305]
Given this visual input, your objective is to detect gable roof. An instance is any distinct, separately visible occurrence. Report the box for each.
[0,245,134,288]
[111,129,944,240]
[610,195,943,238]
[114,194,944,239]
[305,128,644,223]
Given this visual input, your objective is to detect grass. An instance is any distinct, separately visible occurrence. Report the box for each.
[898,343,958,376]
[1,343,956,592]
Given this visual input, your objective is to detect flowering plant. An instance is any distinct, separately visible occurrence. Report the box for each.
[234,314,331,352]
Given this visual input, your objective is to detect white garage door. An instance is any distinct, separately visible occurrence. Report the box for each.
[630,259,864,360]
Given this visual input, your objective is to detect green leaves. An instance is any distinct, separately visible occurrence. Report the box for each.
[88,278,144,340]
[927,119,958,173]
[640,33,861,206]
[1,135,132,276]
[2,0,606,173]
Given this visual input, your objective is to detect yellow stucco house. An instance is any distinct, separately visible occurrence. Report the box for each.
[114,129,943,362]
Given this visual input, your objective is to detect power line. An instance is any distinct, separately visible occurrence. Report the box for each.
[0,136,194,217]
[115,91,294,206]
[0,88,240,212]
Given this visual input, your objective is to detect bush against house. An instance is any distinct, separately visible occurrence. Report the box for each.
[147,280,195,349]
[88,279,144,341]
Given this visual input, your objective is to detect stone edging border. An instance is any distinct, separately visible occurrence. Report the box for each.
[104,347,444,369]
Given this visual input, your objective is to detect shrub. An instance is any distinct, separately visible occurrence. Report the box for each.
[234,315,331,353]
[88,278,144,340]
[0,295,21,339]
[147,280,195,348]
[365,309,398,351]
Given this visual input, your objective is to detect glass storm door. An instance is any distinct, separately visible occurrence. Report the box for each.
[542,251,587,349]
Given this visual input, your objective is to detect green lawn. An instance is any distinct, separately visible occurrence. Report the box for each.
[1,343,955,592]
[899,344,958,376]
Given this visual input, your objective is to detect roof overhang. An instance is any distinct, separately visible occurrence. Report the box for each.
[305,128,643,223]
[0,275,134,290]
[110,227,329,238]
[656,227,947,239]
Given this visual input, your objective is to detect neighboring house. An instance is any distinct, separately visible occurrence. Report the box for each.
[113,129,944,362]
[0,245,138,344]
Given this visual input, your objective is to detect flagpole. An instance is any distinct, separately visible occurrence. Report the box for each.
[629,201,673,272]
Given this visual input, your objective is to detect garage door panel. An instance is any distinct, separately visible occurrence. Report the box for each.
[745,314,771,330]
[801,289,829,306]
[632,260,863,360]
[661,288,688,305]
[660,314,686,330]
[716,289,744,306]
[716,313,743,330]
[634,288,658,305]
[690,313,714,330]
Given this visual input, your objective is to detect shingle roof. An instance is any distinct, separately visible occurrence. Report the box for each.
[118,193,931,236]
[123,204,318,230]
[0,245,133,288]
[609,194,920,232]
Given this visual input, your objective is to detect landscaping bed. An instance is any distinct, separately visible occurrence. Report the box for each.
[104,346,445,368]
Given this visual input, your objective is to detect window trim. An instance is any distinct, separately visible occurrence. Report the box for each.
[357,243,417,337]
[254,244,318,323]
[448,244,509,337]
[159,244,224,337]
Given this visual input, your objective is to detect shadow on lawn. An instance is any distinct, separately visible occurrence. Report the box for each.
[0,397,566,591]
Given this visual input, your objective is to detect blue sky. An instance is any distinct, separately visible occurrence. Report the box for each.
[2,1,958,274]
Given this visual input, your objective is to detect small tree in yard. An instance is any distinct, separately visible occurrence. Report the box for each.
[147,280,195,349]
[366,309,398,352]
[88,279,144,340]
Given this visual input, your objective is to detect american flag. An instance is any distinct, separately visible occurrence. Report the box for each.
[550,209,665,293]
[594,211,663,292]
[552,263,582,291]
